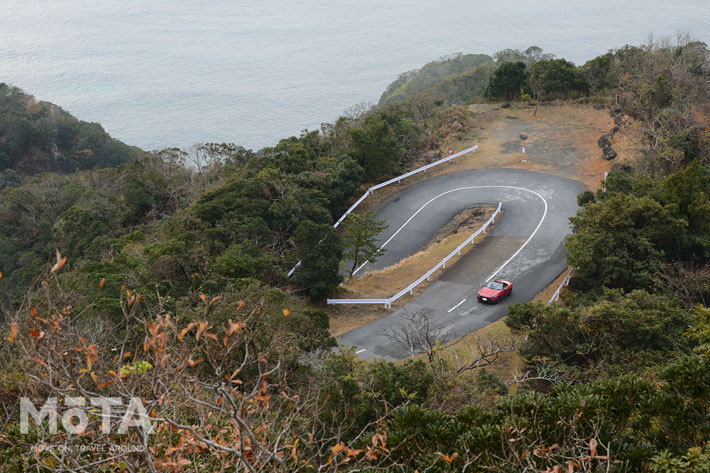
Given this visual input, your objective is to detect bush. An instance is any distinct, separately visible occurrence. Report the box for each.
[485,61,529,100]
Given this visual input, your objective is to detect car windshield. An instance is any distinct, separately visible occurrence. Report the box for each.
[486,281,505,290]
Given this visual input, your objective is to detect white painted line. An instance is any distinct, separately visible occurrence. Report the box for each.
[352,188,468,275]
[353,185,546,276]
[355,348,366,354]
[485,188,548,282]
[447,299,466,312]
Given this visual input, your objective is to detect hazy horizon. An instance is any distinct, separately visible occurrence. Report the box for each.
[2,0,708,150]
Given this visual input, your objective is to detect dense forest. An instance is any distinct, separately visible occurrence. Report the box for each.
[0,37,708,471]
[0,83,136,183]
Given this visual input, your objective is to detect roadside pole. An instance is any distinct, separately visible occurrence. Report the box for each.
[520,132,528,162]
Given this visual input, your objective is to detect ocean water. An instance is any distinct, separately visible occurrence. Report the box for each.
[1,1,708,151]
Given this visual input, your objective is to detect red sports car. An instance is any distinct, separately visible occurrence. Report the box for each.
[476,279,513,303]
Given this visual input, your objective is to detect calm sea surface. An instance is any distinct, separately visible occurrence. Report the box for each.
[1,1,708,150]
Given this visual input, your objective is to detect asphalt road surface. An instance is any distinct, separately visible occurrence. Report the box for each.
[339,168,584,361]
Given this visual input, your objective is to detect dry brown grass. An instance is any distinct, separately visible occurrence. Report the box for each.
[425,318,527,386]
[533,266,574,303]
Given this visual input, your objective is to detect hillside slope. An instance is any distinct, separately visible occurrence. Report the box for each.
[0,83,137,180]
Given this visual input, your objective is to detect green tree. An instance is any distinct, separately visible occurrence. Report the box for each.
[580,53,619,93]
[341,211,387,277]
[485,62,529,100]
[662,160,710,237]
[349,114,403,180]
[293,220,343,300]
[529,59,587,99]
[567,193,686,290]
[506,291,694,370]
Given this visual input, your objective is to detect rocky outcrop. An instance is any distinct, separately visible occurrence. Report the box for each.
[610,162,632,173]
[603,146,618,160]
[598,106,625,160]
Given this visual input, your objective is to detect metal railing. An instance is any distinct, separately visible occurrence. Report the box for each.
[287,145,479,277]
[328,202,501,308]
[548,267,575,304]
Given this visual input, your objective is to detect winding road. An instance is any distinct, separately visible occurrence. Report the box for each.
[339,168,584,360]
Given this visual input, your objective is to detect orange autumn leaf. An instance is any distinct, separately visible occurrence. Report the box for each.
[587,438,610,460]
[6,323,18,342]
[186,358,202,367]
[31,307,37,317]
[331,443,346,455]
[199,293,207,304]
[195,321,216,341]
[282,308,291,317]
[224,319,245,337]
[178,322,197,341]
[254,393,270,405]
[51,249,67,274]
[228,369,241,382]
[99,278,106,289]
[438,452,457,465]
[236,300,246,308]
[29,329,44,340]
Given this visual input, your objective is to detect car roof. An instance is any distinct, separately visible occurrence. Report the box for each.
[494,279,511,285]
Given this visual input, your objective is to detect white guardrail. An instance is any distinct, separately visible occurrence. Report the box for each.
[328,202,501,308]
[287,145,479,277]
[548,267,575,304]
